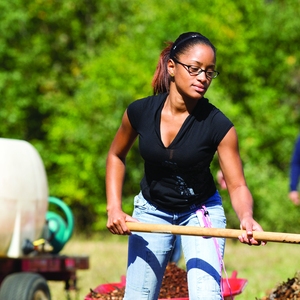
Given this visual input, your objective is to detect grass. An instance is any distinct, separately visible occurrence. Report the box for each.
[48,234,300,300]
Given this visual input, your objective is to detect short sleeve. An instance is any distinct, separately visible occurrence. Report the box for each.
[210,108,234,147]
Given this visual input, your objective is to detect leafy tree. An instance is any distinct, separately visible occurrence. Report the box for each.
[1,0,300,233]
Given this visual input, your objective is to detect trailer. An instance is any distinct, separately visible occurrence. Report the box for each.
[0,253,89,299]
[0,138,89,299]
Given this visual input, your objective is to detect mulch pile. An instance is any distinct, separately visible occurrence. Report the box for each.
[89,262,188,299]
[259,271,300,300]
[88,264,300,299]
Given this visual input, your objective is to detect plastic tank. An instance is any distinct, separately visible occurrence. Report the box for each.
[0,138,48,258]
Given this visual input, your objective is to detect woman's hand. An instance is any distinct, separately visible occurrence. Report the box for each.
[106,208,139,235]
[238,216,266,246]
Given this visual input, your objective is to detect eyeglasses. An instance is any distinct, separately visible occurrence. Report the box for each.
[172,57,219,79]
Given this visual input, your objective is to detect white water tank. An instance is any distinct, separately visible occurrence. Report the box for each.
[0,138,48,258]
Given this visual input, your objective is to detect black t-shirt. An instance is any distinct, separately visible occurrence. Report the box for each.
[127,93,233,212]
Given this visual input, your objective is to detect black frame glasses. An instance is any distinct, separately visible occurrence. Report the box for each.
[172,57,219,79]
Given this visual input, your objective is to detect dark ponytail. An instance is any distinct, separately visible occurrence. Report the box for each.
[151,42,173,95]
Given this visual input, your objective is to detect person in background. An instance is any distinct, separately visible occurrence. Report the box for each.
[106,31,265,300]
[289,135,300,205]
[216,169,227,190]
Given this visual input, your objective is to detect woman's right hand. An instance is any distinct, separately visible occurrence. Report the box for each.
[106,208,139,235]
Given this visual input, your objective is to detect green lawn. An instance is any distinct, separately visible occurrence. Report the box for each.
[48,234,300,300]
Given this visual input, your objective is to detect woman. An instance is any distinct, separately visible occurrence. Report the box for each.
[106,32,265,300]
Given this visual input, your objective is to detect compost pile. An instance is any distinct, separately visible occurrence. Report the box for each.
[89,262,188,299]
[260,271,300,300]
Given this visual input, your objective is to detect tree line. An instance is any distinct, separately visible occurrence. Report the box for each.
[1,0,300,234]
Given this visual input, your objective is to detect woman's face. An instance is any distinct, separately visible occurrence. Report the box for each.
[169,44,216,100]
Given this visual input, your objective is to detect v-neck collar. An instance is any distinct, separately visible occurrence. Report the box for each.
[156,95,200,149]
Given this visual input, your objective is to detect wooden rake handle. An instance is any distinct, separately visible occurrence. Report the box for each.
[126,222,300,244]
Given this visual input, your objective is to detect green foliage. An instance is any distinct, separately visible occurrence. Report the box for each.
[1,0,300,233]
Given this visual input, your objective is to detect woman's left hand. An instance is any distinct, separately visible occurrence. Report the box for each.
[238,217,267,246]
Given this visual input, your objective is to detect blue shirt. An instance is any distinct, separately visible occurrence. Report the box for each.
[290,136,300,191]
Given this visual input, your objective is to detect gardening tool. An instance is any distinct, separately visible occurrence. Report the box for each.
[126,222,300,244]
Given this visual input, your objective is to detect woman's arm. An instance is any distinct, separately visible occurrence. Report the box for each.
[106,110,139,235]
[217,127,265,245]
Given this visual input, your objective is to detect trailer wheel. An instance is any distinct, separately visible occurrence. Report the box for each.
[0,272,51,300]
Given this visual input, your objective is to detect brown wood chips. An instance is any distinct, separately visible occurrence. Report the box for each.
[260,271,300,300]
[89,263,188,299]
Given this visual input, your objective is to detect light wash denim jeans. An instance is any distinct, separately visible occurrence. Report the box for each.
[123,191,226,300]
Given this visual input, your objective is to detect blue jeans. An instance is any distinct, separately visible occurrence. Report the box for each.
[169,235,182,264]
[123,191,226,300]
